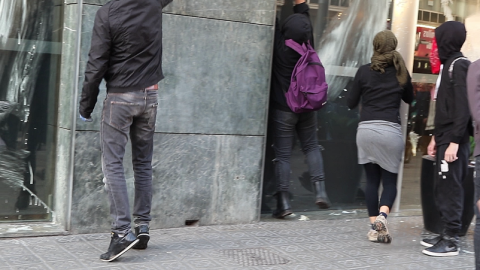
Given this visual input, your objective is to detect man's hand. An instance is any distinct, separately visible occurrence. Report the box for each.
[294,0,306,4]
[427,136,436,157]
[79,114,93,122]
[444,142,459,162]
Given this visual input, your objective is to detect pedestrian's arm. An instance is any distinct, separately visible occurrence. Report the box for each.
[79,7,111,119]
[347,68,363,109]
[450,60,471,144]
[402,74,414,104]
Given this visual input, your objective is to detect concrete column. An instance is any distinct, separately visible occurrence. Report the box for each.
[390,0,419,212]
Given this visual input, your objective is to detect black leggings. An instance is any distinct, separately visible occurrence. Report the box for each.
[364,163,398,217]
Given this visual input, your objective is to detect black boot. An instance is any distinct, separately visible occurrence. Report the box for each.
[272,191,292,219]
[313,181,331,209]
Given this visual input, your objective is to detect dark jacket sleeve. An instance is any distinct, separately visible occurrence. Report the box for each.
[402,73,414,104]
[450,59,472,144]
[160,0,173,8]
[293,2,313,47]
[467,60,480,134]
[347,67,363,109]
[79,6,111,118]
[273,18,282,52]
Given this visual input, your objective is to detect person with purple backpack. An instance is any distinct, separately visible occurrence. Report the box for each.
[269,0,331,219]
[347,30,413,243]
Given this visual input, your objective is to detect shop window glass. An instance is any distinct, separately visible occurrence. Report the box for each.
[0,0,61,222]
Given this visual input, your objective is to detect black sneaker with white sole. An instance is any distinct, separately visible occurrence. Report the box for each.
[420,235,442,247]
[133,224,150,250]
[100,231,139,262]
[422,236,459,257]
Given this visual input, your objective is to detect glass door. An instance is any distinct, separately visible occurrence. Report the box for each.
[263,0,393,213]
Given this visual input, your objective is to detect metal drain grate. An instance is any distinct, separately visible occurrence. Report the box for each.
[221,248,290,266]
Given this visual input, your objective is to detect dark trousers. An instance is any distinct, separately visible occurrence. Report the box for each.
[101,89,158,234]
[474,155,480,269]
[271,109,325,192]
[435,143,469,237]
[364,163,398,217]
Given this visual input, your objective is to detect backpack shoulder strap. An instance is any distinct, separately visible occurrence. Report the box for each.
[448,57,469,79]
[285,39,305,55]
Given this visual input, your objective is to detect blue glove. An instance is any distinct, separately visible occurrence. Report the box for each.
[79,114,93,122]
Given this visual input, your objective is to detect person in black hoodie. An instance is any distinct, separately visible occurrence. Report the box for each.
[269,0,330,219]
[421,21,471,257]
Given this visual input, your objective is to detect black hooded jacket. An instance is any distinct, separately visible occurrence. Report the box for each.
[270,3,313,112]
[79,0,173,119]
[434,21,471,146]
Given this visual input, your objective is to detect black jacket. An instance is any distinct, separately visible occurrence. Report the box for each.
[270,3,313,112]
[433,21,471,146]
[79,0,173,118]
[347,64,414,124]
[467,60,480,156]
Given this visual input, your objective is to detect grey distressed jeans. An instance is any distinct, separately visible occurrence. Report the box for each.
[101,89,158,234]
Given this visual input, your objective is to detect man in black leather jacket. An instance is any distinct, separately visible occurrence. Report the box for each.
[79,0,173,262]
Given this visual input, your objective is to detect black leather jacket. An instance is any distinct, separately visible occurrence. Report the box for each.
[79,0,173,118]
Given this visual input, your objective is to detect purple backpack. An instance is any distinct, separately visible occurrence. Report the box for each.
[284,39,328,113]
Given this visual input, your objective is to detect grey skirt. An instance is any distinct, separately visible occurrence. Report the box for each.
[356,120,404,173]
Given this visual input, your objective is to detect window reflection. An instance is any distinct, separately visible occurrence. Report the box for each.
[0,0,61,222]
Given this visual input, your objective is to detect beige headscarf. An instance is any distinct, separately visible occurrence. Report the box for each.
[370,30,408,87]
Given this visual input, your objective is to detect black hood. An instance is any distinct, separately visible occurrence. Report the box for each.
[281,14,312,44]
[434,21,466,64]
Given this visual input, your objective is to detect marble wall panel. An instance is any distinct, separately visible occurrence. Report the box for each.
[164,0,276,25]
[157,14,272,136]
[70,132,263,233]
[66,0,276,25]
[70,131,108,233]
[149,133,263,228]
[75,7,273,135]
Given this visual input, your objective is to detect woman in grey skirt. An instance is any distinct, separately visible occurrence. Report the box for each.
[347,30,414,243]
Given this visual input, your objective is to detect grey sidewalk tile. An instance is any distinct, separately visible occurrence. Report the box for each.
[122,263,161,270]
[0,246,33,257]
[286,252,322,263]
[236,238,268,248]
[270,243,309,254]
[156,260,194,270]
[169,249,213,260]
[4,255,43,267]
[88,266,127,270]
[256,236,291,245]
[46,260,88,269]
[243,229,279,238]
[0,215,476,269]
[10,264,52,270]
[183,258,225,269]
[54,235,85,243]
[334,258,371,269]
